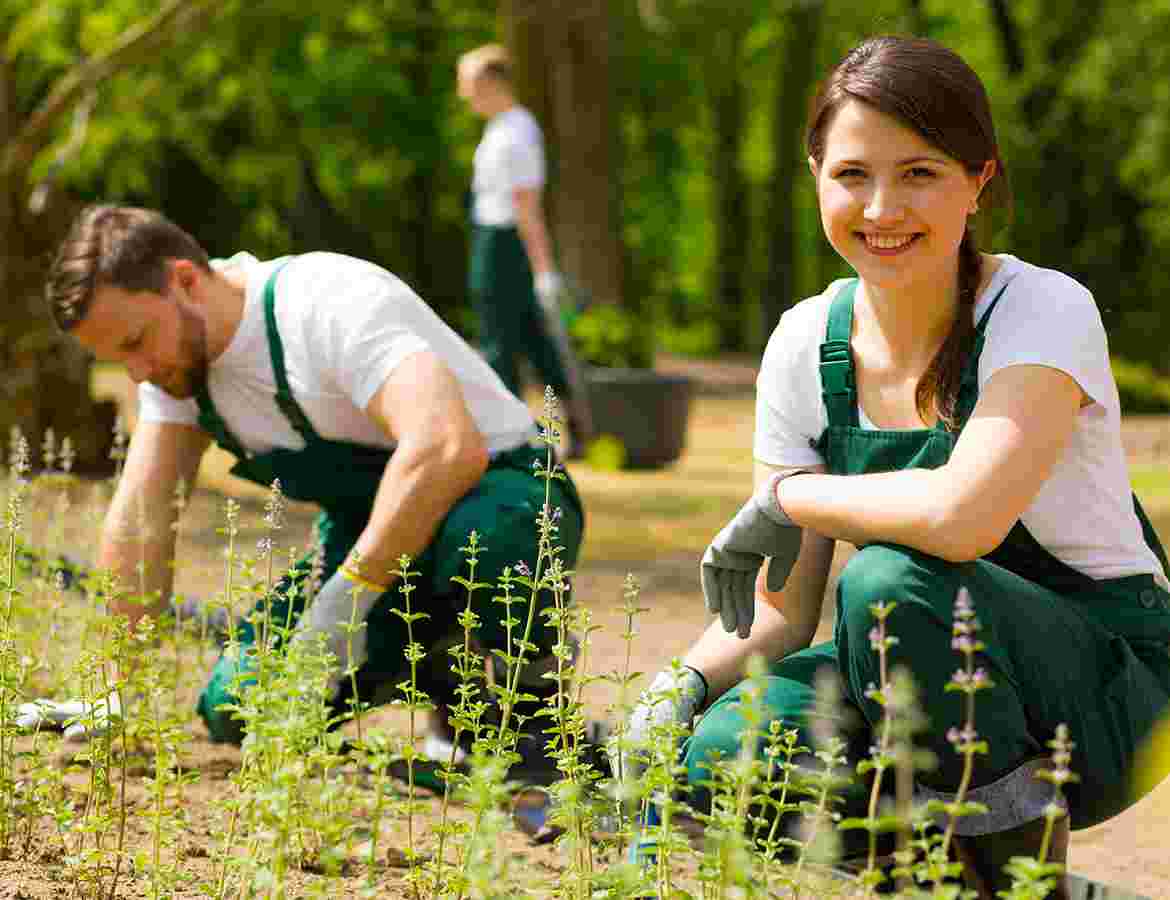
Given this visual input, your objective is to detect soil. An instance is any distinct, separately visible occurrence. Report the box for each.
[3,360,1167,898]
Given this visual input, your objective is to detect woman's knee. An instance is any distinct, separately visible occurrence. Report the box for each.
[837,543,959,631]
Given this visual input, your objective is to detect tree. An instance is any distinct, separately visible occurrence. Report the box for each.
[1,0,215,471]
[502,0,627,307]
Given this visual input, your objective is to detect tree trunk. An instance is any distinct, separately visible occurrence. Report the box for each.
[0,176,115,474]
[502,0,626,307]
[0,1,217,475]
[762,1,823,336]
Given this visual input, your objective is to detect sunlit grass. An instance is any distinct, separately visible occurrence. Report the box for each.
[1133,462,1170,511]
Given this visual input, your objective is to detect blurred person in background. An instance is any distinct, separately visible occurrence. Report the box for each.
[457,43,593,458]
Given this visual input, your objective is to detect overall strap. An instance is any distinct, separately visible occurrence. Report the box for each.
[262,257,319,443]
[820,279,860,428]
[974,279,1011,334]
[194,380,249,460]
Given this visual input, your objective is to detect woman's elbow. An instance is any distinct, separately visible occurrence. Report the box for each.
[928,506,1013,563]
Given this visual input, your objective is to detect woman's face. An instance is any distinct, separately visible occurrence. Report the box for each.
[811,99,994,298]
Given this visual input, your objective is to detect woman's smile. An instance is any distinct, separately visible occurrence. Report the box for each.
[858,231,923,255]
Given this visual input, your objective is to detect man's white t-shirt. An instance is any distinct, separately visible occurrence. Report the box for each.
[138,252,536,456]
[754,254,1168,589]
[471,106,546,227]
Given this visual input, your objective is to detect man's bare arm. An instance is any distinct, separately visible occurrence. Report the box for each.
[345,351,490,585]
[98,421,209,626]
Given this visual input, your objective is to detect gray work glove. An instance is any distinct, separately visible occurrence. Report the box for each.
[534,270,565,315]
[607,666,708,785]
[16,692,126,742]
[290,566,385,701]
[701,470,807,639]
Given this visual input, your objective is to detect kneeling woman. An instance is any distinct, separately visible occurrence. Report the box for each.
[618,35,1170,894]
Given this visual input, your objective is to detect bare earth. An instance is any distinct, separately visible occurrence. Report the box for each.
[2,361,1165,898]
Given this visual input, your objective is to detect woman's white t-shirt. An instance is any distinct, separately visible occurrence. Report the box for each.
[471,106,546,227]
[137,252,536,456]
[754,254,1168,589]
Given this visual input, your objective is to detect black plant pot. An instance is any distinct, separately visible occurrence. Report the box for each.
[581,366,694,469]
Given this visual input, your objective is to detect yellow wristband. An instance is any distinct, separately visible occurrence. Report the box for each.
[339,565,389,594]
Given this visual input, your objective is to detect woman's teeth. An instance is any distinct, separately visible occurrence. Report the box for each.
[865,233,916,249]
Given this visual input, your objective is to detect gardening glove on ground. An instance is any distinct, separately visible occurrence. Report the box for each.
[701,470,807,639]
[607,666,707,785]
[289,565,385,701]
[169,593,232,646]
[534,270,565,316]
[16,691,126,742]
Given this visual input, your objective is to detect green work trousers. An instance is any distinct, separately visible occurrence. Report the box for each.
[198,447,583,742]
[683,542,1170,831]
[469,224,570,397]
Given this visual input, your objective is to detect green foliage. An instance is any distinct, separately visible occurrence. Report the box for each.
[569,304,655,370]
[1113,357,1170,413]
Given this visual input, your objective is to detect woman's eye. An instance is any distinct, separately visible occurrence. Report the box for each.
[907,167,935,179]
[834,168,865,179]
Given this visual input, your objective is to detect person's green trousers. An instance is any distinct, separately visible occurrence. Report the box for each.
[684,542,1170,832]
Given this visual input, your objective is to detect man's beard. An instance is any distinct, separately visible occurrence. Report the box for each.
[158,358,207,399]
[159,309,209,398]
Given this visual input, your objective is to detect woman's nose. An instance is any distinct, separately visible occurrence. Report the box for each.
[864,181,906,223]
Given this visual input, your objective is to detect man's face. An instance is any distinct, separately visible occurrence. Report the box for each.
[73,280,208,399]
[457,64,490,117]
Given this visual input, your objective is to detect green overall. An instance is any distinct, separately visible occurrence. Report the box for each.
[468,224,570,397]
[683,279,1170,832]
[194,259,584,743]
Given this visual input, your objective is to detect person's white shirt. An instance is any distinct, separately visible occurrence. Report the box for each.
[754,254,1168,589]
[471,106,546,227]
[137,252,536,456]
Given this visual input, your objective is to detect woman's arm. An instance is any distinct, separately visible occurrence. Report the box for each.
[776,364,1085,561]
[686,462,835,701]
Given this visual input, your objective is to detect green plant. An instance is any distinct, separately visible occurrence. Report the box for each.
[569,304,655,369]
[0,404,1100,900]
[1112,357,1170,414]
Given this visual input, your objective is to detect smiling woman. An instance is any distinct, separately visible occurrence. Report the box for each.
[619,35,1170,898]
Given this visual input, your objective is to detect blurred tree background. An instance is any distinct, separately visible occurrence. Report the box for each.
[5,0,1170,467]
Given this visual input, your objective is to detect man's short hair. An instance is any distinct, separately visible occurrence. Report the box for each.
[45,205,211,331]
[458,43,513,85]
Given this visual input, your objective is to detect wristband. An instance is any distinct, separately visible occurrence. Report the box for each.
[756,469,813,526]
[683,665,710,710]
[339,565,389,594]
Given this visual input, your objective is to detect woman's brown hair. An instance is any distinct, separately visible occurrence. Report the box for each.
[806,36,1012,429]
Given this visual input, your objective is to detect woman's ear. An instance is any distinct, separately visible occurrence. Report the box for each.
[808,155,820,179]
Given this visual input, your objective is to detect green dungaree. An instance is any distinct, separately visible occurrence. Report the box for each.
[684,279,1170,833]
[468,224,570,397]
[194,258,585,743]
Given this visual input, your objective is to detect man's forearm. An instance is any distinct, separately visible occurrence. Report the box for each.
[348,436,489,587]
[513,194,555,276]
[96,531,176,626]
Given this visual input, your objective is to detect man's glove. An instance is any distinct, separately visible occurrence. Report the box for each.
[16,692,125,741]
[289,565,386,701]
[607,666,708,785]
[534,270,565,316]
[701,471,808,639]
